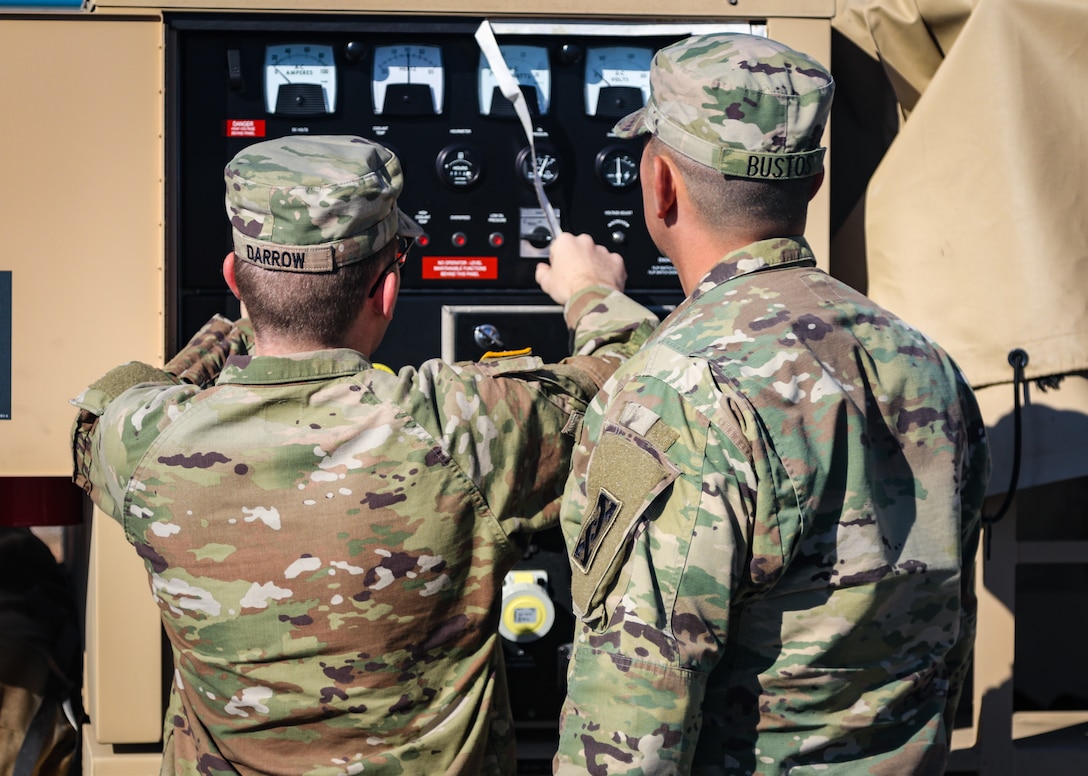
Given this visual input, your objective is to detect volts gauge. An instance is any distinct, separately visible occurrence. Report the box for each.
[264,44,337,116]
[596,146,639,189]
[373,44,444,115]
[585,46,653,118]
[478,45,551,117]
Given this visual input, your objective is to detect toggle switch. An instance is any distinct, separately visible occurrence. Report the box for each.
[473,324,504,350]
[524,227,552,250]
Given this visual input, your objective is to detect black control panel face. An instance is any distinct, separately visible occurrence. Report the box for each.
[169,16,757,361]
[165,17,753,759]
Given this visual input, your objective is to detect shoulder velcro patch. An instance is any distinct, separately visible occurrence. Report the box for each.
[570,414,680,622]
[89,362,176,403]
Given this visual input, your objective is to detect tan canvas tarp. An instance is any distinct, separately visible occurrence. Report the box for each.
[833,0,1088,389]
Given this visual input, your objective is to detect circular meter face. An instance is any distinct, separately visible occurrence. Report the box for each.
[478,45,551,116]
[596,146,640,189]
[584,46,653,118]
[264,44,337,115]
[436,145,484,189]
[373,44,444,115]
[516,146,560,188]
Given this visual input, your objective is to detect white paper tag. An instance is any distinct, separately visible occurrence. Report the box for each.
[475,20,562,238]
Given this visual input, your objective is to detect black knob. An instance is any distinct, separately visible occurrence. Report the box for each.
[558,43,584,65]
[527,227,553,249]
[344,41,366,63]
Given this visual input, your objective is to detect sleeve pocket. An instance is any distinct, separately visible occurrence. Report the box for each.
[570,421,680,624]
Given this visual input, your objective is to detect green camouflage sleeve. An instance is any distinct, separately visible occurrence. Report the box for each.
[395,288,658,539]
[555,372,754,774]
[566,287,656,357]
[164,315,254,386]
[71,315,253,520]
[941,369,992,740]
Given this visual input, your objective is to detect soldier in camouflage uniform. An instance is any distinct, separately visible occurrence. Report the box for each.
[539,34,992,774]
[70,135,657,775]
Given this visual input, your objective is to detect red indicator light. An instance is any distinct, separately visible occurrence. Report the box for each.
[452,232,468,248]
[488,232,505,248]
[416,233,431,248]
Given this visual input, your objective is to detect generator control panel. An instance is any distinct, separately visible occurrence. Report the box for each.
[168,15,762,365]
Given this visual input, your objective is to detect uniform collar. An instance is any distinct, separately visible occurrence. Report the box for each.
[219,348,372,385]
[690,236,816,300]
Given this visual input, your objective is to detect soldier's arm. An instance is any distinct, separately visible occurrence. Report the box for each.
[71,315,252,522]
[418,232,655,538]
[540,231,652,388]
[941,378,992,739]
[555,380,753,773]
[409,289,656,540]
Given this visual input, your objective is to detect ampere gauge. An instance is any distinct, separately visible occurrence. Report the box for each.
[516,146,560,188]
[264,44,337,116]
[596,145,639,189]
[585,46,653,119]
[478,45,551,117]
[373,44,444,115]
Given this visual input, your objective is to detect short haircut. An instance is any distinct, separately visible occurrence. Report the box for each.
[647,136,812,233]
[234,240,394,348]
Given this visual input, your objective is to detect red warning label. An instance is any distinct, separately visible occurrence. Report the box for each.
[225,119,267,138]
[423,256,498,280]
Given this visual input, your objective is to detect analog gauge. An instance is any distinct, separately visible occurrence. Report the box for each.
[516,146,560,188]
[264,44,337,115]
[478,45,551,117]
[436,145,484,189]
[373,44,444,116]
[596,146,640,189]
[585,46,653,118]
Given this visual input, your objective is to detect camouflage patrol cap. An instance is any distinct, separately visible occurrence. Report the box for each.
[614,33,833,180]
[225,135,423,274]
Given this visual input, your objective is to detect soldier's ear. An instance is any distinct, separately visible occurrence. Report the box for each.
[808,169,825,201]
[377,268,399,322]
[363,267,399,323]
[650,154,679,220]
[223,252,241,300]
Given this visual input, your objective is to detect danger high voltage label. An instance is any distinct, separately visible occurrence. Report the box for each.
[225,119,267,138]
